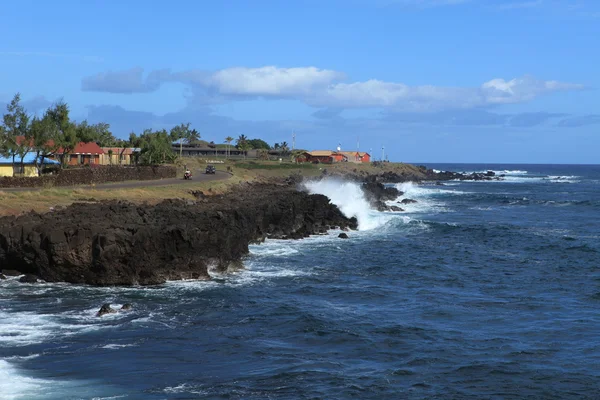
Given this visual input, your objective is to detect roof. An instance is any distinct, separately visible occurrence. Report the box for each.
[308,150,335,157]
[0,153,60,165]
[71,142,104,155]
[15,136,105,155]
[339,151,370,157]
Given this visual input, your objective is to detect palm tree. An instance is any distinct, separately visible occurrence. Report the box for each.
[236,134,249,159]
[280,141,289,155]
[236,134,248,147]
[225,136,234,158]
[186,128,200,144]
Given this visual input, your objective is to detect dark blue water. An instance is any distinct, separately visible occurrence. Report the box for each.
[1,164,599,399]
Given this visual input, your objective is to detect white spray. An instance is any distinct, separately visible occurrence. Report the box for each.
[302,178,393,230]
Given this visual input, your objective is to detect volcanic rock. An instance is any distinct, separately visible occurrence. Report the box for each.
[19,274,39,283]
[97,303,117,317]
[338,233,349,239]
[0,184,357,286]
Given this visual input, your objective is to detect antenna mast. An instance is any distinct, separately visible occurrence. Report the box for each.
[292,131,296,151]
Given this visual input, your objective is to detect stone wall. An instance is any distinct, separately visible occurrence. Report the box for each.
[0,166,177,189]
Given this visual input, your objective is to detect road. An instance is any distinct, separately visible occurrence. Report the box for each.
[1,169,231,192]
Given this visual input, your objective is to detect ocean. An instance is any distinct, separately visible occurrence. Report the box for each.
[1,164,599,399]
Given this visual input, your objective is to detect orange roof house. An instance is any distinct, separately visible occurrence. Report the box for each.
[338,151,371,163]
[295,150,349,164]
[52,142,104,166]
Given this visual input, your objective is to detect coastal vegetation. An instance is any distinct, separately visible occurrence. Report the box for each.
[1,93,302,171]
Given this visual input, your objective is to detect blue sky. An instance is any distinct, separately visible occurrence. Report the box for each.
[1,0,599,163]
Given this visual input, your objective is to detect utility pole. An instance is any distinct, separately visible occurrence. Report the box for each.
[382,146,385,162]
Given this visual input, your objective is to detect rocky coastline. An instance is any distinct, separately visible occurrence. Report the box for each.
[0,165,494,287]
[0,181,357,286]
[325,165,504,183]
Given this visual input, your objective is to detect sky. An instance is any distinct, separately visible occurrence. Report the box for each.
[1,0,599,163]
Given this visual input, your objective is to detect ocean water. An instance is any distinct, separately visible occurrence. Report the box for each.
[1,164,599,399]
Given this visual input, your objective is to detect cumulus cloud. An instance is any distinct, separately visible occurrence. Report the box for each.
[175,66,344,97]
[81,66,584,111]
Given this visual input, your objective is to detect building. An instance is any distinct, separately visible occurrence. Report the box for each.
[0,153,60,177]
[100,147,138,165]
[53,142,105,166]
[295,150,374,164]
[172,144,257,159]
[338,151,371,163]
[296,151,338,164]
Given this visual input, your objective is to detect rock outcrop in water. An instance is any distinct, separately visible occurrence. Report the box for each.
[361,181,403,212]
[0,183,357,286]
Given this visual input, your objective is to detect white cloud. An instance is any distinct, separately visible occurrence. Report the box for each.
[308,75,582,111]
[81,66,584,112]
[175,66,344,97]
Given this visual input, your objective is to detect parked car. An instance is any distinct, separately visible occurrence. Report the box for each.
[205,165,216,174]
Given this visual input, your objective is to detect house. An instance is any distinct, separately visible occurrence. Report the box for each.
[100,147,138,165]
[52,142,105,166]
[0,153,60,177]
[338,151,371,163]
[172,144,257,159]
[295,150,349,164]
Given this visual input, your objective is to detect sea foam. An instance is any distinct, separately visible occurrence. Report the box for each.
[302,178,393,230]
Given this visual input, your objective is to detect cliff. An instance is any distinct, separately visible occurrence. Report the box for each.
[0,182,356,286]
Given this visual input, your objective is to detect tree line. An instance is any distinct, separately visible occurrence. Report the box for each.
[0,94,200,170]
[0,93,295,172]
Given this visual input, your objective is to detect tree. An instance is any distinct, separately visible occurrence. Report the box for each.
[170,122,191,158]
[236,135,251,159]
[29,114,54,175]
[2,93,31,173]
[128,132,140,164]
[247,138,271,150]
[118,139,130,165]
[107,149,114,165]
[86,122,115,146]
[280,141,290,156]
[45,101,77,167]
[0,125,6,157]
[139,129,176,165]
[225,136,234,158]
[236,134,248,148]
[187,128,200,144]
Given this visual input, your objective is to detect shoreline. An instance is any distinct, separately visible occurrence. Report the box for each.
[0,165,497,287]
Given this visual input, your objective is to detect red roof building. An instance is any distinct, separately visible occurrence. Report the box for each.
[51,142,104,166]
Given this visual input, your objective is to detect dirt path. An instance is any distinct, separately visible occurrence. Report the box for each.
[1,169,231,192]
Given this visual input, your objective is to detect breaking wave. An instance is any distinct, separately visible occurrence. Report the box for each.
[302,178,393,230]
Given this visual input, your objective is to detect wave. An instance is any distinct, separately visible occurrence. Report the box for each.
[392,182,461,214]
[302,178,394,230]
[0,360,52,400]
[0,359,122,400]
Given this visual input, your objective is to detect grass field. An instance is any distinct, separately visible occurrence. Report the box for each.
[0,158,425,216]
